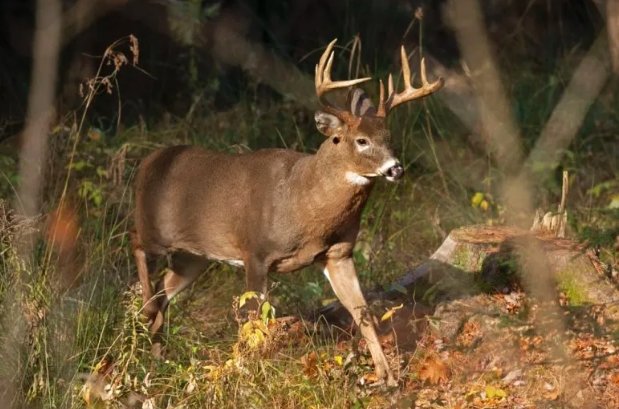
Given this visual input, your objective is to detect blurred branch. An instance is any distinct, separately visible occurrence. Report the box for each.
[16,0,63,219]
[63,0,128,45]
[117,2,317,108]
[444,2,596,405]
[423,54,481,133]
[444,0,525,175]
[3,1,62,405]
[523,31,610,178]
[606,0,619,73]
[445,0,533,228]
[591,0,606,18]
[209,13,315,109]
[423,4,610,194]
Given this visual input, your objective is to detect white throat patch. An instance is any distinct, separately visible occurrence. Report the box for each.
[345,171,371,186]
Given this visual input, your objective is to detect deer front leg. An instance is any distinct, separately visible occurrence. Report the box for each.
[242,257,269,314]
[324,256,396,386]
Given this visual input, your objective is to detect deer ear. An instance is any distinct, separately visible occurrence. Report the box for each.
[347,88,376,116]
[315,111,343,137]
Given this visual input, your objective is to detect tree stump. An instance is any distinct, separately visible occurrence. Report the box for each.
[397,225,619,320]
[318,225,619,337]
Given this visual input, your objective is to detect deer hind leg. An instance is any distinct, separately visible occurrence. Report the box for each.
[149,252,209,356]
[324,257,396,386]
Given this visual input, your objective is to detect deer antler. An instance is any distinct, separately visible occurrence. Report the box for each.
[315,39,371,121]
[376,46,444,117]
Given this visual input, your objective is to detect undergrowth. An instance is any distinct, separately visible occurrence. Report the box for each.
[0,18,617,408]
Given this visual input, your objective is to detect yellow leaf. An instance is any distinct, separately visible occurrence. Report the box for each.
[471,192,484,207]
[239,319,269,350]
[240,321,253,338]
[334,355,343,366]
[480,200,489,211]
[239,291,258,308]
[485,385,507,399]
[247,329,265,349]
[321,297,338,306]
[381,303,404,321]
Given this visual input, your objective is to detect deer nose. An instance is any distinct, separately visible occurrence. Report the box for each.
[385,163,404,181]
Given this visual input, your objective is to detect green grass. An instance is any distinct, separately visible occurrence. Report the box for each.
[557,270,589,307]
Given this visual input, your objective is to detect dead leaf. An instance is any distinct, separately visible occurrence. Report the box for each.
[46,203,82,288]
[47,204,79,252]
[82,357,116,406]
[361,372,379,384]
[301,351,319,378]
[456,320,481,348]
[418,355,450,385]
[543,389,560,401]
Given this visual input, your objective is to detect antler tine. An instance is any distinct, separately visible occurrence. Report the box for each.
[376,74,394,118]
[324,50,335,84]
[420,57,428,85]
[400,46,412,90]
[376,79,386,117]
[315,39,371,101]
[379,45,444,116]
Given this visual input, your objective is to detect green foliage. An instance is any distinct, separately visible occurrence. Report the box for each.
[558,270,589,307]
[0,155,18,198]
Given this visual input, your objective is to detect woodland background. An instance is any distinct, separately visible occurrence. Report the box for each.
[0,0,617,408]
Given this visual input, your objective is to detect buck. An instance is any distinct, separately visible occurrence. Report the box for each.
[132,39,443,385]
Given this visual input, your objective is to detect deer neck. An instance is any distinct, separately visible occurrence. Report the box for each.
[289,146,374,230]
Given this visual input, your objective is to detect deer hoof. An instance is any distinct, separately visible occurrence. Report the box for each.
[151,342,164,359]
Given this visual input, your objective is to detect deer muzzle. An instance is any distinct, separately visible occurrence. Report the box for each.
[385,163,404,181]
[378,159,404,182]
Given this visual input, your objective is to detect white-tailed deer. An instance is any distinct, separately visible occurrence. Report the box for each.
[132,39,443,385]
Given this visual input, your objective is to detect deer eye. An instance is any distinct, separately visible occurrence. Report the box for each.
[355,138,369,147]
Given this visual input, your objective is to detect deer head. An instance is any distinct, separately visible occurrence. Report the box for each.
[313,39,444,185]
